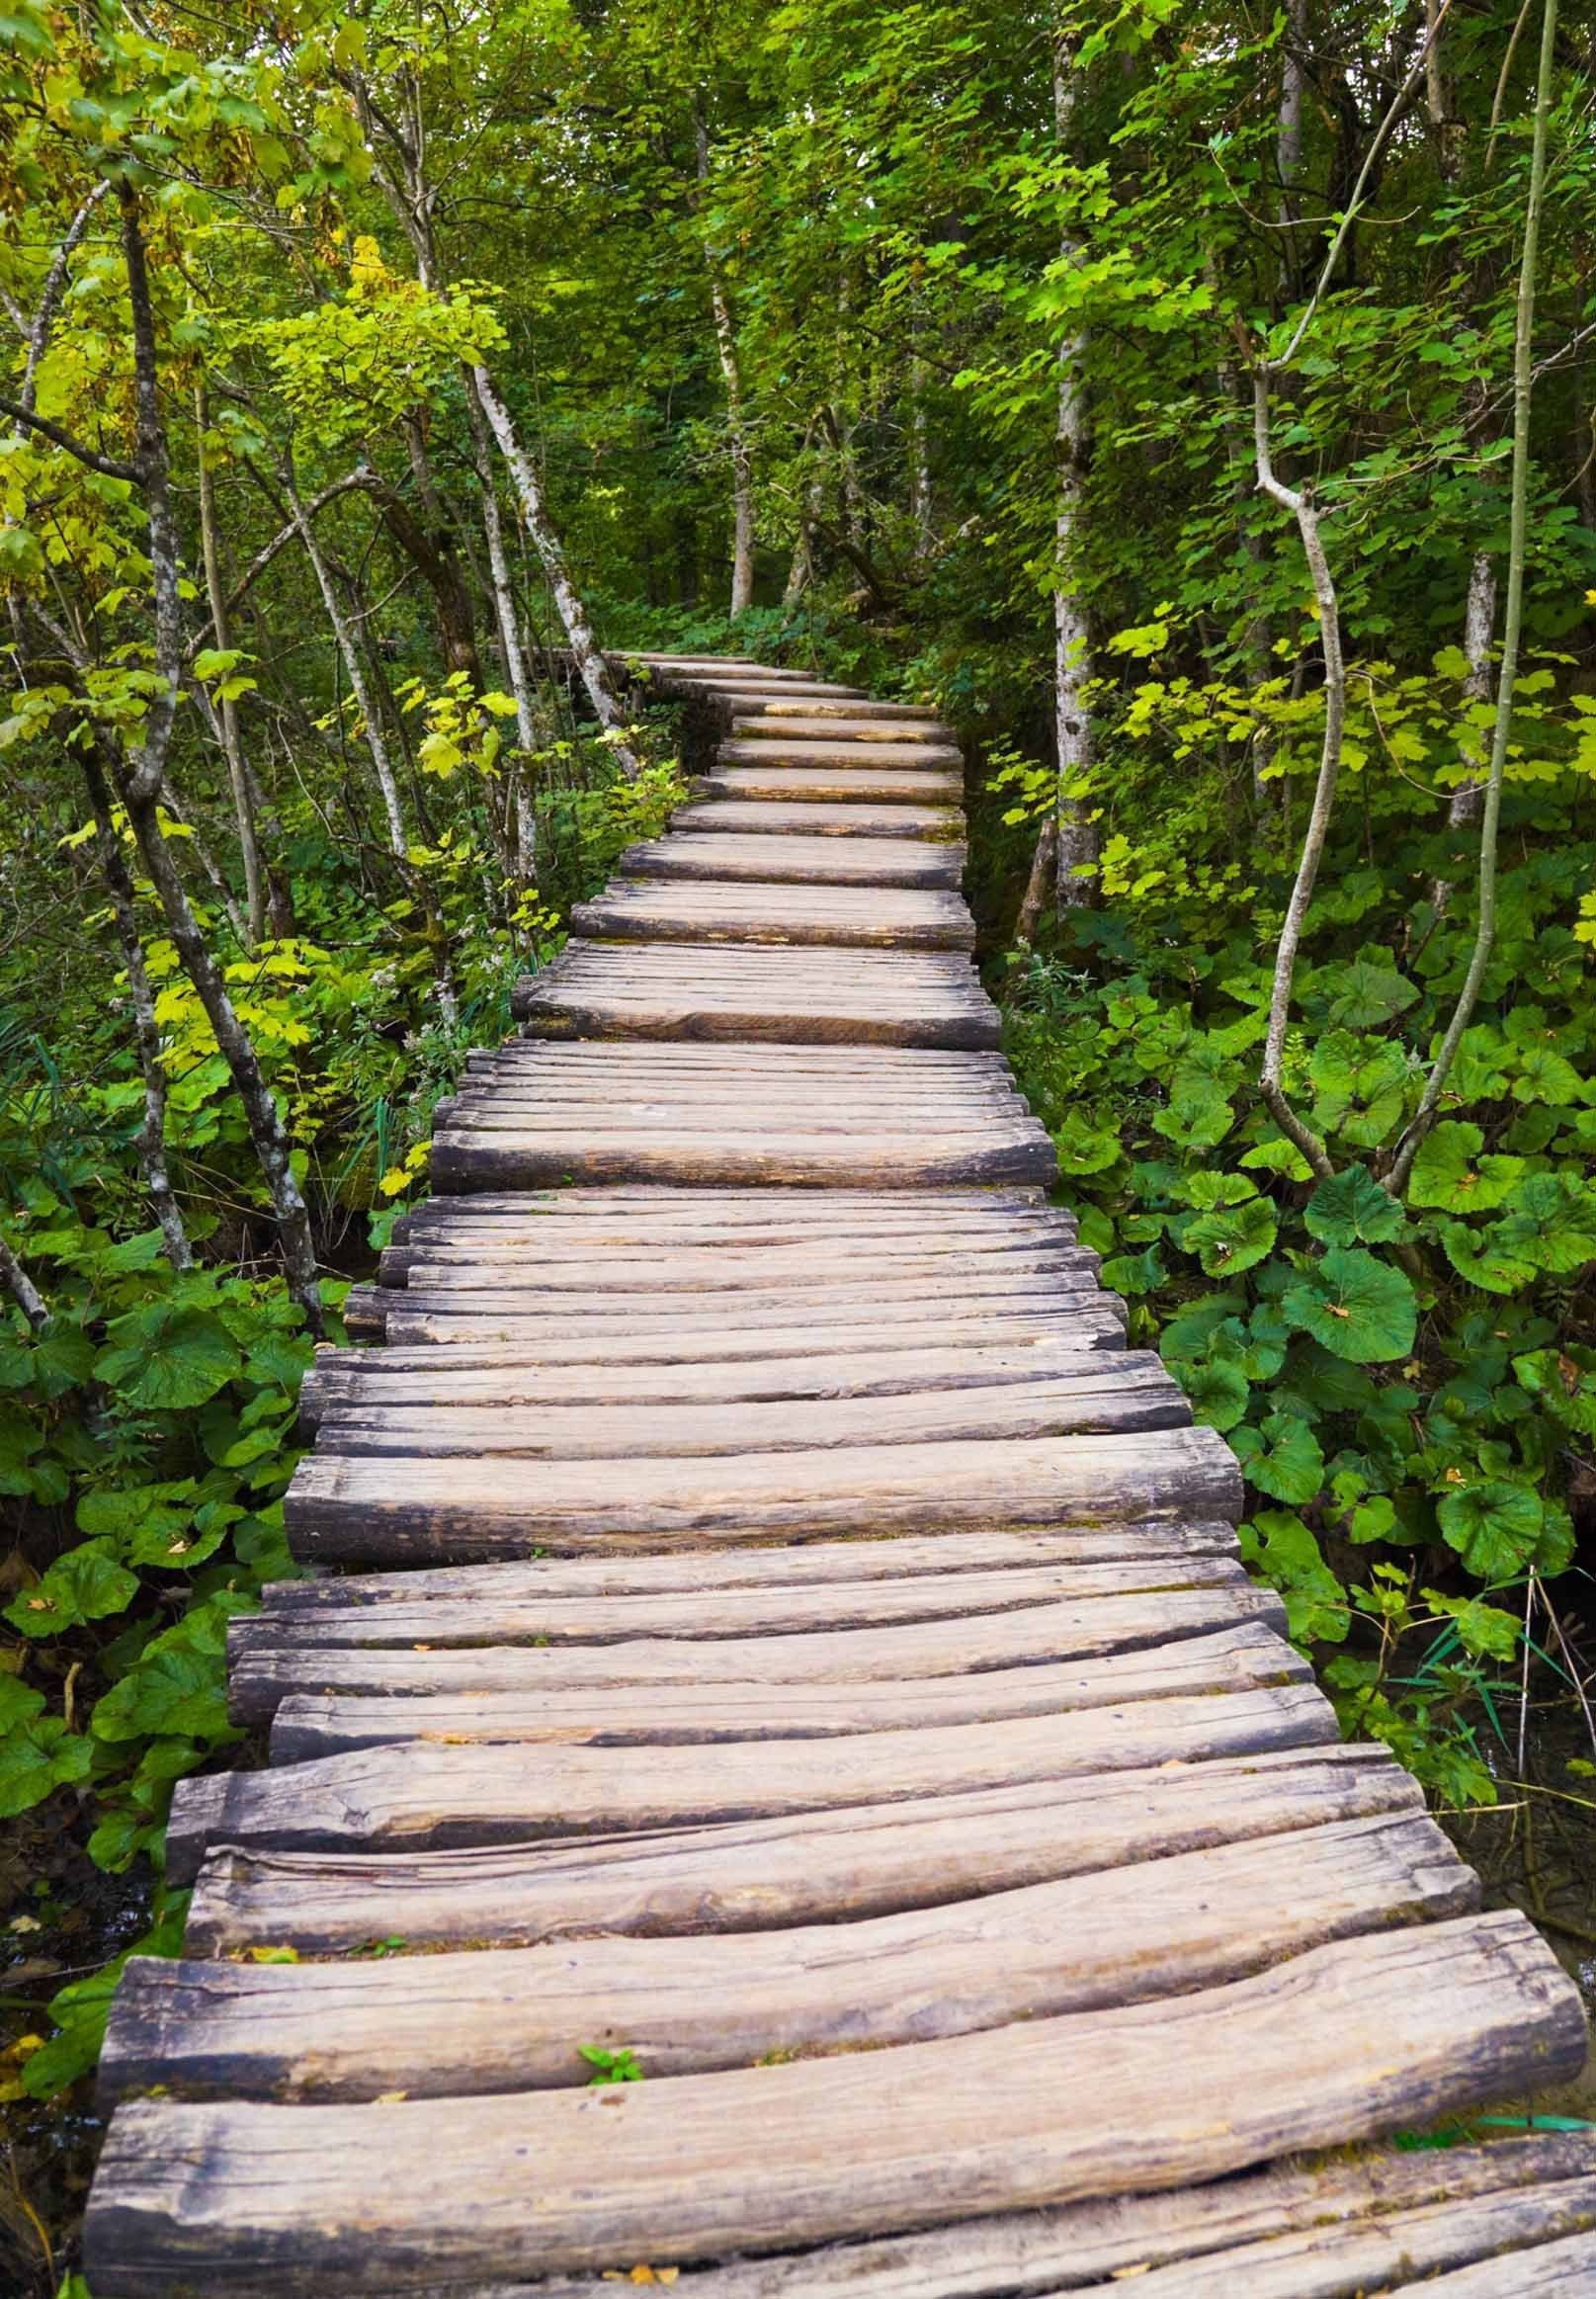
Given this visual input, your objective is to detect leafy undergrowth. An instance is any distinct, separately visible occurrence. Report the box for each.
[1004,789,1596,1809]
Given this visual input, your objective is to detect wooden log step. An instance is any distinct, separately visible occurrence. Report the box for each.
[396,1176,1047,1211]
[82,1913,1587,2293]
[235,1550,1255,1664]
[718,736,962,769]
[164,1681,1338,1882]
[729,716,952,742]
[729,697,943,722]
[390,1247,1096,1293]
[354,1274,1110,1333]
[1388,2232,1596,2294]
[620,833,966,886]
[571,882,975,951]
[100,1811,1472,2109]
[255,1519,1241,1607]
[180,1741,1426,1954]
[377,1225,1074,1277]
[388,1194,1064,1242]
[492,2135,1596,2299]
[357,1301,1129,1352]
[672,800,961,838]
[228,1590,1289,1728]
[511,941,999,1049]
[266,1624,1305,1759]
[308,1367,1186,1464]
[696,766,965,805]
[430,1127,1056,1191]
[300,1342,1121,1427]
[283,1426,1242,1563]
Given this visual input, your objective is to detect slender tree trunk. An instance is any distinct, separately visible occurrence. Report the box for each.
[908,346,935,566]
[0,1231,48,1331]
[1016,816,1059,946]
[1052,26,1098,907]
[1277,0,1309,299]
[83,757,192,1271]
[695,101,756,619]
[469,367,642,779]
[195,384,267,946]
[467,383,543,889]
[1448,552,1498,838]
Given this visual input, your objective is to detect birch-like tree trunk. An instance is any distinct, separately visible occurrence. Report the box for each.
[467,384,543,889]
[470,367,642,780]
[195,383,267,946]
[695,100,756,618]
[1052,25,1098,907]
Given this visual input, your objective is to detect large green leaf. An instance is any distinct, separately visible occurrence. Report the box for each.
[1307,1032,1409,1148]
[1230,1412,1325,1503]
[1320,956,1419,1028]
[1491,1173,1596,1277]
[1171,1356,1250,1432]
[1282,1247,1417,1363]
[1238,1510,1349,1644]
[1436,1482,1543,1581]
[1304,1166,1404,1247]
[3,1544,138,1638]
[1184,1194,1277,1277]
[1407,1123,1523,1213]
[1439,1221,1538,1295]
[94,1307,242,1409]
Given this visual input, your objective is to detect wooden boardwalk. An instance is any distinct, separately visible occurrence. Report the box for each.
[84,656,1596,2292]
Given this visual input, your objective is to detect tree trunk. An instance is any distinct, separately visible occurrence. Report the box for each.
[695,101,756,618]
[0,1231,49,1331]
[908,349,935,567]
[1016,816,1059,947]
[466,383,543,890]
[1276,0,1309,298]
[469,367,642,780]
[374,473,480,686]
[1052,27,1098,908]
[83,755,193,1272]
[195,384,267,946]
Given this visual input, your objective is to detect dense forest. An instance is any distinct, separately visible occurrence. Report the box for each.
[2,0,1595,2280]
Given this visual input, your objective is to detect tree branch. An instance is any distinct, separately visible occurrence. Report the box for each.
[0,397,138,481]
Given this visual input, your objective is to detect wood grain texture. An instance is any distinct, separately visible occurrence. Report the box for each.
[266,1622,1307,1757]
[429,1128,1056,1189]
[181,1744,1425,1953]
[465,2137,1596,2299]
[81,1915,1588,2292]
[101,1813,1473,2106]
[227,1589,1290,1726]
[718,736,962,769]
[283,1426,1242,1562]
[572,880,977,949]
[672,799,961,837]
[695,766,965,805]
[620,833,966,885]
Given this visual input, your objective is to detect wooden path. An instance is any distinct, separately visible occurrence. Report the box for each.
[84,655,1595,2293]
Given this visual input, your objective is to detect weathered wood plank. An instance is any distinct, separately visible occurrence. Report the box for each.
[299,1342,1141,1428]
[463,2137,1596,2299]
[695,766,965,805]
[181,1743,1425,1954]
[512,940,1000,1048]
[672,800,961,837]
[235,1551,1257,1660]
[364,1304,1131,1353]
[1383,2233,1596,2295]
[726,697,943,723]
[267,1623,1306,1757]
[164,1684,1337,1880]
[429,1130,1056,1190]
[718,737,962,769]
[729,715,952,741]
[283,1426,1241,1562]
[255,1519,1240,1606]
[101,1812,1473,2107]
[621,833,966,886]
[391,1248,1095,1292]
[81,1914,1588,2293]
[228,1589,1289,1726]
[572,881,976,950]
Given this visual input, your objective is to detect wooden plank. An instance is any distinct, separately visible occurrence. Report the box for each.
[181,1743,1426,1954]
[379,1219,1072,1272]
[727,698,943,722]
[308,1367,1188,1461]
[429,1130,1055,1190]
[100,1812,1474,2107]
[81,1914,1588,2292]
[572,881,976,950]
[672,800,961,838]
[389,1249,1096,1293]
[620,834,966,886]
[718,737,962,769]
[479,2137,1596,2298]
[511,940,1000,1049]
[729,716,952,741]
[228,1589,1290,1726]
[1382,2232,1596,2294]
[164,1685,1338,1881]
[235,1551,1257,1658]
[696,767,964,805]
[266,1623,1306,1758]
[282,1426,1242,1562]
[364,1305,1131,1353]
[301,1336,1111,1419]
[255,1519,1241,1606]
